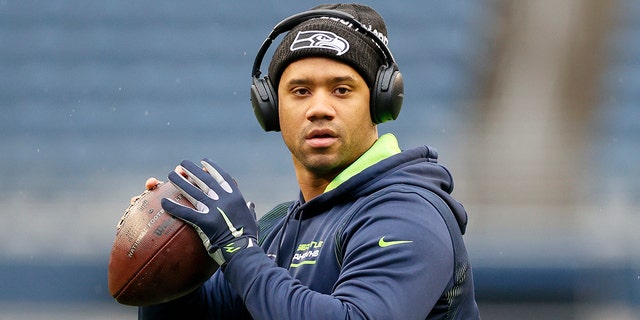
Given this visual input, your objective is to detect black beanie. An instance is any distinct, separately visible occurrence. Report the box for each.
[267,3,389,89]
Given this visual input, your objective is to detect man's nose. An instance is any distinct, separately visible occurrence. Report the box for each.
[305,91,336,121]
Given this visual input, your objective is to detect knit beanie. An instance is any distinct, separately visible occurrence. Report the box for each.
[267,3,389,88]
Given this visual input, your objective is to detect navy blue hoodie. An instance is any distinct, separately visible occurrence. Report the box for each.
[139,136,480,319]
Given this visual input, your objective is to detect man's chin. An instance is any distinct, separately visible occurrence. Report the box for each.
[303,157,344,177]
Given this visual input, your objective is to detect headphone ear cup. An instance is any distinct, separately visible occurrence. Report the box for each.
[250,76,280,132]
[370,64,404,124]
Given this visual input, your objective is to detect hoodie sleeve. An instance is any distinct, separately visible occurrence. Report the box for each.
[223,186,455,319]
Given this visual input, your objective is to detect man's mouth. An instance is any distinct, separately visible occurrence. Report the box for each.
[306,129,338,148]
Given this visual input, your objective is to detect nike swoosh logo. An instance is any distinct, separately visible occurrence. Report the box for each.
[217,207,243,238]
[378,236,413,248]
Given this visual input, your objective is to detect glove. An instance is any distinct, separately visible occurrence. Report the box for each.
[161,158,258,267]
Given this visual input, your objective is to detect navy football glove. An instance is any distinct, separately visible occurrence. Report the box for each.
[161,158,258,267]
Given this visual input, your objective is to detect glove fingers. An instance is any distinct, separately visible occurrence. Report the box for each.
[161,198,214,252]
[246,201,257,220]
[178,160,219,199]
[161,197,197,223]
[201,158,234,194]
[167,171,211,212]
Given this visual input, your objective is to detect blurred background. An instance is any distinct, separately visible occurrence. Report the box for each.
[1,0,638,319]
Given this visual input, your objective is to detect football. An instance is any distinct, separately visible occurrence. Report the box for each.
[108,182,219,306]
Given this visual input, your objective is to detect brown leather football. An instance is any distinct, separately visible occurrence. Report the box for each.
[108,182,219,306]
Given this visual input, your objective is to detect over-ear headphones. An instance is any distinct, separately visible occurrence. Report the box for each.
[250,9,404,132]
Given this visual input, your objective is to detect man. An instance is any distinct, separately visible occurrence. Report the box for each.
[139,3,480,319]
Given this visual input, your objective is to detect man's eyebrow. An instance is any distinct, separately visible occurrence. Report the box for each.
[285,75,358,86]
[285,78,310,86]
[329,75,358,84]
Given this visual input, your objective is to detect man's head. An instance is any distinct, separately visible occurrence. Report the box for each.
[251,3,403,132]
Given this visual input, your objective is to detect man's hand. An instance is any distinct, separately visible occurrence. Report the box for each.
[161,158,258,267]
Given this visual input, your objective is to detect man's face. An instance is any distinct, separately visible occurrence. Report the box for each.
[278,57,378,178]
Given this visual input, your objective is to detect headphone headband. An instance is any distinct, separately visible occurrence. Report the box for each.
[251,9,396,79]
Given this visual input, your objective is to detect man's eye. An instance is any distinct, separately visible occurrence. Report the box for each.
[335,87,350,95]
[293,88,310,95]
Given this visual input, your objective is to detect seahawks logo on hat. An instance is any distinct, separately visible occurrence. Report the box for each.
[290,30,350,56]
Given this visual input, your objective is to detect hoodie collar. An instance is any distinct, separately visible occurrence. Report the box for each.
[324,133,401,193]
